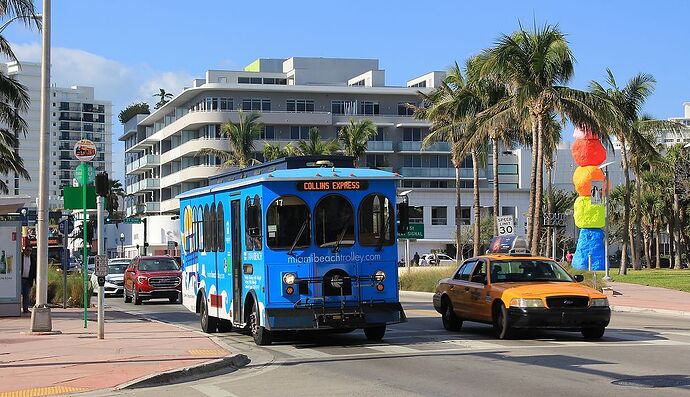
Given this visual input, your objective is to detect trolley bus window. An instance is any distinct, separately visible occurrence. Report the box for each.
[216,202,225,252]
[315,194,355,249]
[246,196,262,250]
[267,196,310,249]
[359,194,394,247]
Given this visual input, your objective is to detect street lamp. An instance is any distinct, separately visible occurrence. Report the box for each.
[598,161,615,282]
[119,233,125,258]
[0,14,41,34]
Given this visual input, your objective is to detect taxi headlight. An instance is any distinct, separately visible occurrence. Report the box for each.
[373,270,386,282]
[282,273,296,285]
[590,298,609,307]
[509,298,545,308]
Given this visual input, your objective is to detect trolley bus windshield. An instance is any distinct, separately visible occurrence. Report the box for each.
[267,196,311,250]
[315,195,355,249]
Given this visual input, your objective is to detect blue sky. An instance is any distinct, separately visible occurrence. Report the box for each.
[4,0,690,180]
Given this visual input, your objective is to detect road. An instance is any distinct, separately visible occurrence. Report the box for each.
[88,292,690,397]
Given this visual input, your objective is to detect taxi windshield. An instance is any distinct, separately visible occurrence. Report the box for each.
[490,259,574,283]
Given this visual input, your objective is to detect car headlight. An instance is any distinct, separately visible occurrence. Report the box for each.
[282,272,296,285]
[509,298,545,308]
[137,276,148,284]
[373,270,386,282]
[590,298,609,307]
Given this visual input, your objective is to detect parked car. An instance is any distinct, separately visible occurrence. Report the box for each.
[420,253,456,266]
[123,256,181,305]
[90,258,130,296]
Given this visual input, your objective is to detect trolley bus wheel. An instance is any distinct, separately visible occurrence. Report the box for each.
[200,297,217,333]
[363,325,386,341]
[250,304,272,346]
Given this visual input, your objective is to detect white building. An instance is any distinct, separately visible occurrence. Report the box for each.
[0,61,113,210]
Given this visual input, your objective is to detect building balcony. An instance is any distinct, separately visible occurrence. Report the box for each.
[125,178,160,195]
[399,167,483,179]
[366,140,393,152]
[399,141,450,152]
[145,202,160,213]
[160,139,226,165]
[161,165,218,189]
[160,198,180,214]
[126,154,160,174]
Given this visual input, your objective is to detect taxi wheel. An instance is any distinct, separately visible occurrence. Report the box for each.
[493,303,513,339]
[581,326,605,339]
[441,299,462,331]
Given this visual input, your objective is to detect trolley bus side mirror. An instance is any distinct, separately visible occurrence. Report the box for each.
[397,202,409,233]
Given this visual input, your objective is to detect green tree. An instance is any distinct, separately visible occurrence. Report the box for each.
[106,179,125,222]
[0,0,39,194]
[480,23,601,254]
[153,88,173,109]
[118,102,150,124]
[198,112,262,169]
[338,119,378,166]
[262,142,289,162]
[292,127,340,156]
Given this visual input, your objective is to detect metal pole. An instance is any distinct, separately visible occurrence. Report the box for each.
[552,226,557,260]
[82,164,88,328]
[405,239,410,275]
[603,166,611,281]
[62,222,68,309]
[97,195,104,339]
[30,0,52,332]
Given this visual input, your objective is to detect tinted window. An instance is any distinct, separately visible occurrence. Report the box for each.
[217,202,225,252]
[359,194,394,246]
[315,195,355,248]
[470,261,487,284]
[108,263,128,274]
[266,196,310,249]
[138,259,179,271]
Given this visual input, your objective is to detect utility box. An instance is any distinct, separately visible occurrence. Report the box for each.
[0,222,21,317]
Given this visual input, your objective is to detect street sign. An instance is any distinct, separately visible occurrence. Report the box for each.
[74,163,96,186]
[496,215,514,236]
[63,186,96,209]
[58,219,74,235]
[124,217,142,224]
[543,212,567,228]
[74,139,97,162]
[94,255,108,277]
[399,223,424,240]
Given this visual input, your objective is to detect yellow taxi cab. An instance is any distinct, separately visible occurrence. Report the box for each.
[432,235,610,339]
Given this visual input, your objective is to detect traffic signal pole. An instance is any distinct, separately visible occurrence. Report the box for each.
[82,163,88,328]
[97,195,104,339]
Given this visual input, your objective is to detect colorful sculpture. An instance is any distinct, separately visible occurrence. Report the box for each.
[571,126,607,270]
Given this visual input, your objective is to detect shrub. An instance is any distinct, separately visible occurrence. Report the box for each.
[31,266,93,307]
[399,267,455,292]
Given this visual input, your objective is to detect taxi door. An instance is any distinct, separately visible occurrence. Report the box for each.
[466,259,493,322]
[447,260,476,318]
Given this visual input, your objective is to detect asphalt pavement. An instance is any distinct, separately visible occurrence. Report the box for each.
[79,291,690,397]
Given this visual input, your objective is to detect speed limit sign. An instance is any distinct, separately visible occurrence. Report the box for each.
[496,215,514,236]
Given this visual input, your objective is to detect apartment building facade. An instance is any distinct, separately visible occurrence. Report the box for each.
[0,61,113,209]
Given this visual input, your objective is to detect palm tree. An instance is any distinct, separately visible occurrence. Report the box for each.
[262,142,288,162]
[542,114,564,257]
[106,179,125,222]
[153,88,174,109]
[480,23,602,254]
[589,70,667,273]
[292,127,340,156]
[0,0,39,193]
[198,112,262,169]
[338,119,378,166]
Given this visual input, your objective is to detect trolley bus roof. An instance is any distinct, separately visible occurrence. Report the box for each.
[176,167,399,200]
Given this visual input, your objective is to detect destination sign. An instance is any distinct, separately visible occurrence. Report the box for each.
[297,180,368,191]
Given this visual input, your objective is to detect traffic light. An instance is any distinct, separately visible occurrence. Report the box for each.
[95,172,109,197]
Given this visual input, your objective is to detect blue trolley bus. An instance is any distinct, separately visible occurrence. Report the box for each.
[178,156,408,345]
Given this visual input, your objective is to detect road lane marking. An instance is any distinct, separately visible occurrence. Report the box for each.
[192,384,241,397]
[0,386,87,397]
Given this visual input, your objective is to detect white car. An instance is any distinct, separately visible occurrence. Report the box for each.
[91,258,130,296]
[420,253,456,266]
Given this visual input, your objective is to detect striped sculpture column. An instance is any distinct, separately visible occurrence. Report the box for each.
[571,126,607,270]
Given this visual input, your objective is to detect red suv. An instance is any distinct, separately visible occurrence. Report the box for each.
[123,256,181,305]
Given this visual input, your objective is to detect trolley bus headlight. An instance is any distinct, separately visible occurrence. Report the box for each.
[282,272,296,285]
[373,270,386,282]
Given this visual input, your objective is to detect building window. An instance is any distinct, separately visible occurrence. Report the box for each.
[429,180,449,188]
[260,125,275,139]
[432,206,447,225]
[410,80,427,88]
[372,128,385,141]
[501,206,516,217]
[429,154,451,168]
[331,100,355,115]
[409,206,423,224]
[359,101,379,115]
[241,99,270,111]
[455,206,471,225]
[497,164,518,175]
[365,154,388,168]
[286,99,314,112]
[218,77,227,83]
[401,180,423,188]
[403,128,423,141]
[350,79,365,86]
[403,155,422,168]
[398,102,415,116]
[290,126,311,140]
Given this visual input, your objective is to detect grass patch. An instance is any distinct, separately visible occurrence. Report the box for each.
[399,267,456,292]
[598,269,690,293]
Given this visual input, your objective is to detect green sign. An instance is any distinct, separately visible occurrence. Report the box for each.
[63,186,96,209]
[399,223,424,240]
[75,163,95,186]
[124,217,142,224]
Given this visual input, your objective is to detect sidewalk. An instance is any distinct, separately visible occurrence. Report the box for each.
[0,309,232,396]
[606,281,690,316]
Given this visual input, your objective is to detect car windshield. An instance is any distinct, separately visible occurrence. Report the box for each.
[490,259,574,283]
[108,264,128,274]
[138,259,179,272]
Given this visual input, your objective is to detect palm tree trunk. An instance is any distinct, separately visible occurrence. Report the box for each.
[472,150,481,257]
[527,117,539,245]
[531,116,545,255]
[620,137,631,275]
[643,227,652,269]
[675,193,685,269]
[455,166,463,262]
[633,164,642,270]
[547,164,555,258]
[669,208,676,269]
[655,226,661,269]
[492,137,500,237]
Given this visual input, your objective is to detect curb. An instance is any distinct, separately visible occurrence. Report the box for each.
[610,305,690,317]
[117,354,250,390]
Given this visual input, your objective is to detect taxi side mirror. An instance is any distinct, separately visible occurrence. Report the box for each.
[574,274,584,282]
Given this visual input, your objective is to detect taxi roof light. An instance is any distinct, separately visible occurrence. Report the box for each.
[487,235,531,255]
